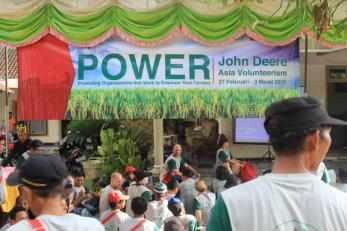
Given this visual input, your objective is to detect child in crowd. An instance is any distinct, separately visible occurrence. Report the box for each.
[100,191,130,231]
[145,182,173,230]
[193,180,215,227]
[0,207,28,231]
[164,198,197,231]
[122,166,136,195]
[119,197,159,231]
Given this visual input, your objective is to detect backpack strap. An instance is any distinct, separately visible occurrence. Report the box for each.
[101,211,118,225]
[130,219,146,231]
[28,219,47,231]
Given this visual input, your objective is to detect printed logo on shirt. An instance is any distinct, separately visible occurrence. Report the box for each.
[272,220,318,231]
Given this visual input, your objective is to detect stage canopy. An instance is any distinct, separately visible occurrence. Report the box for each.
[0,0,347,48]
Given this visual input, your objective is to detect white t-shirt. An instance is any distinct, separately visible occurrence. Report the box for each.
[221,173,347,230]
[118,218,159,231]
[7,213,104,231]
[99,185,119,214]
[145,200,173,230]
[99,209,130,231]
[179,178,198,215]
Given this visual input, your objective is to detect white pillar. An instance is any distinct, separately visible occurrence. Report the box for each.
[152,119,164,176]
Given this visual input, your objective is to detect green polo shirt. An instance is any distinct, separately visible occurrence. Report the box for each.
[206,196,232,231]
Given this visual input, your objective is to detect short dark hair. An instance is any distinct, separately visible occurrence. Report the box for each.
[29,140,43,150]
[31,183,65,198]
[182,169,194,178]
[74,170,85,178]
[109,201,117,210]
[217,134,228,148]
[167,179,179,190]
[269,126,326,156]
[9,206,27,220]
[131,197,147,215]
[224,174,237,189]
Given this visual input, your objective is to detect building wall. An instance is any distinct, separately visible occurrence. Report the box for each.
[31,120,62,143]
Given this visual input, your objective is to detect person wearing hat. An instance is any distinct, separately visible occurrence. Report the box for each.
[119,197,160,231]
[126,171,152,217]
[207,97,347,230]
[99,172,123,215]
[179,169,198,215]
[122,166,136,195]
[145,182,173,230]
[99,191,130,231]
[164,197,197,231]
[6,154,104,231]
[2,126,31,167]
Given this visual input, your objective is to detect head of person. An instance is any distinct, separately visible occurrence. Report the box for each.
[9,206,27,225]
[167,179,179,195]
[154,182,167,200]
[134,171,152,185]
[224,174,238,189]
[131,197,148,217]
[338,168,347,184]
[182,169,194,181]
[164,219,185,231]
[74,171,85,187]
[217,134,229,149]
[124,166,136,181]
[108,191,129,211]
[17,127,28,143]
[29,140,43,155]
[110,172,123,189]
[194,180,208,194]
[8,154,68,216]
[167,197,183,216]
[172,144,182,157]
[264,97,347,172]
[9,112,13,118]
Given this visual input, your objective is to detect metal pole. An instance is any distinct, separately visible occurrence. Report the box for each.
[304,35,308,94]
[4,47,9,158]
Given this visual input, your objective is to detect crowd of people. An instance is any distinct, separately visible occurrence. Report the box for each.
[1,97,347,230]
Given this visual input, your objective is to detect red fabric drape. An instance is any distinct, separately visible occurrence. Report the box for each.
[17,35,74,120]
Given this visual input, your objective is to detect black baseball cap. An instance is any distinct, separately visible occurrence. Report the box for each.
[134,170,152,182]
[8,154,68,190]
[264,97,347,136]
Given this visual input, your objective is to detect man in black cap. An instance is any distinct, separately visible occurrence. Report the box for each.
[207,97,347,231]
[125,170,152,217]
[7,154,104,231]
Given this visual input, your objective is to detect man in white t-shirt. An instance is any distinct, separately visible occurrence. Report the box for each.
[145,182,173,230]
[119,197,159,231]
[7,154,104,231]
[179,169,198,215]
[99,172,123,214]
[99,191,130,231]
[207,97,347,231]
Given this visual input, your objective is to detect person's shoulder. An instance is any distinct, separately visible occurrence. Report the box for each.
[7,220,30,231]
[65,213,104,228]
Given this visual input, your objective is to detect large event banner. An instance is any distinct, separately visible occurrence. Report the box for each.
[17,35,300,120]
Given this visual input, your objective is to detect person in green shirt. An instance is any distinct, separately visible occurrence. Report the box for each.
[163,144,200,183]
